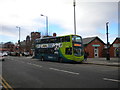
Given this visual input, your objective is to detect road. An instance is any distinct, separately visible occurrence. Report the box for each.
[2,56,119,89]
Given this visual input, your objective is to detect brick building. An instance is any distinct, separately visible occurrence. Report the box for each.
[31,32,41,54]
[109,37,120,57]
[83,37,105,58]
[3,42,15,52]
[31,32,41,43]
[26,35,31,52]
[19,40,26,53]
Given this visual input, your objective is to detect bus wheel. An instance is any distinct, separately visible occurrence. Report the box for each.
[41,57,44,61]
[59,57,63,63]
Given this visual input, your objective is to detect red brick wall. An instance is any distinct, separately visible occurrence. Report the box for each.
[109,39,120,57]
[84,38,105,58]
[110,45,115,57]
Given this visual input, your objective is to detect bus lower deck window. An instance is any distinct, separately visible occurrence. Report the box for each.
[65,47,72,55]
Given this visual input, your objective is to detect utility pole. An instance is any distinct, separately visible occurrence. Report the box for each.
[16,26,21,56]
[106,22,110,60]
[46,16,48,36]
[73,0,76,35]
[41,14,48,36]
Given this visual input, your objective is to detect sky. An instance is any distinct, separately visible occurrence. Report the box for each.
[0,0,119,44]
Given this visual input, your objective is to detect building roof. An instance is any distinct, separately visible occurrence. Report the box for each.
[83,36,105,45]
[83,37,96,45]
[110,37,120,47]
[111,37,120,44]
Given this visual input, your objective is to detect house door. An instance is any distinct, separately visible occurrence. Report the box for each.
[114,48,120,57]
[94,47,99,58]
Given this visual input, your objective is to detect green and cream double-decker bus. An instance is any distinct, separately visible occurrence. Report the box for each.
[34,34,84,63]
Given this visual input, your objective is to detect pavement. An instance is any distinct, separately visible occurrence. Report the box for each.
[83,58,120,67]
[24,56,120,67]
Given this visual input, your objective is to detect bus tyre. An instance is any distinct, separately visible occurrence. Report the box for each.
[2,59,5,61]
[41,57,44,61]
[59,58,63,63]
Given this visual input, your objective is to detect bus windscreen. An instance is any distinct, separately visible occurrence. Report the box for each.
[72,36,82,43]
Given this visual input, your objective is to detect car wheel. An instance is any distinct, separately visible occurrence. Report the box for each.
[41,57,44,61]
[2,59,5,61]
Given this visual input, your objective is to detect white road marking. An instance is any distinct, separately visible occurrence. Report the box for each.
[20,61,25,63]
[9,59,43,68]
[103,78,120,82]
[27,63,42,68]
[27,62,32,65]
[9,59,15,61]
[32,64,42,67]
[49,68,79,75]
[26,57,32,59]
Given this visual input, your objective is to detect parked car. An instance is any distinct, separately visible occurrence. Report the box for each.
[24,52,30,56]
[10,52,16,56]
[2,52,8,56]
[0,53,5,61]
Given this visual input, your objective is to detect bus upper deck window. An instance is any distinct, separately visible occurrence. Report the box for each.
[49,38,55,43]
[76,37,81,42]
[55,38,59,43]
[72,36,82,43]
[40,39,43,43]
[65,36,70,42]
[59,37,64,42]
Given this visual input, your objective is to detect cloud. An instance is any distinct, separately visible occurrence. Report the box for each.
[0,0,118,43]
[0,25,17,37]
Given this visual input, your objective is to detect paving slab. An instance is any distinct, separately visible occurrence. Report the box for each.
[83,58,120,67]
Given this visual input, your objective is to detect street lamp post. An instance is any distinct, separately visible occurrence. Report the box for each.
[73,0,76,35]
[41,14,48,36]
[16,26,21,56]
[106,22,110,60]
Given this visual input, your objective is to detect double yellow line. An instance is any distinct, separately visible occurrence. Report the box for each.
[0,75,14,90]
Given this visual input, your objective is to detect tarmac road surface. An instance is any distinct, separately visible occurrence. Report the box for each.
[2,56,119,89]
